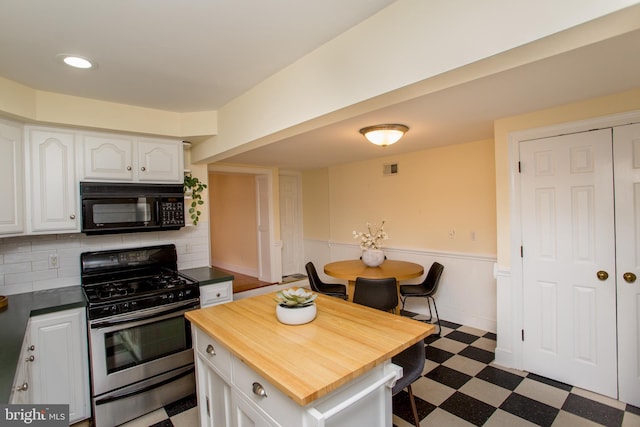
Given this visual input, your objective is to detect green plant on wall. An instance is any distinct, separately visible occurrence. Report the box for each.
[184,174,207,225]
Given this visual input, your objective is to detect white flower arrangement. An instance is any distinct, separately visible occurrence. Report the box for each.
[352,221,389,250]
[275,287,317,307]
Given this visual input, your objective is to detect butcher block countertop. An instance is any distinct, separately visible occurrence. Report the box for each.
[185,292,434,406]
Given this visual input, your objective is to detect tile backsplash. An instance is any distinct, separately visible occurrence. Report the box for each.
[0,222,210,295]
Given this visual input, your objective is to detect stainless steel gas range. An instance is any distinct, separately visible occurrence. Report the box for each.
[81,244,199,427]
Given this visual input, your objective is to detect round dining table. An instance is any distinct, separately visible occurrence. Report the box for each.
[324,259,424,312]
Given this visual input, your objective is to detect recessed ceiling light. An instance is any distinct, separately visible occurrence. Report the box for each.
[57,54,95,69]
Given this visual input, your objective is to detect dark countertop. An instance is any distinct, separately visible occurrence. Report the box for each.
[0,286,86,404]
[180,266,234,286]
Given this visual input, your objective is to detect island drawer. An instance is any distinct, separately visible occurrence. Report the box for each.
[193,326,232,380]
[232,357,300,422]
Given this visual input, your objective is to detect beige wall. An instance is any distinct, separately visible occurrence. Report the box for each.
[494,88,640,268]
[301,168,331,241]
[303,139,496,255]
[208,173,258,270]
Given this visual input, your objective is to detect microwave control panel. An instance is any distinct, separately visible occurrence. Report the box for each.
[160,201,185,226]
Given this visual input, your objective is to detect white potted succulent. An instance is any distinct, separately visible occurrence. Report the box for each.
[274,287,318,325]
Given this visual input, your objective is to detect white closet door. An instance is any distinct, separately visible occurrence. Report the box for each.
[613,122,640,407]
[520,129,617,398]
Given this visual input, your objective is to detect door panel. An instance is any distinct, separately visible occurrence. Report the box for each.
[279,175,303,276]
[613,123,640,407]
[520,129,617,398]
[255,175,271,282]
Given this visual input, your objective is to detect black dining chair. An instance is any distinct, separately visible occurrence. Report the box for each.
[399,262,444,335]
[353,276,424,427]
[353,277,398,313]
[305,262,348,300]
[391,341,425,427]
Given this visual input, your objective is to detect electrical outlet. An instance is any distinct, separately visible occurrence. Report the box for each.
[448,228,456,239]
[48,253,58,269]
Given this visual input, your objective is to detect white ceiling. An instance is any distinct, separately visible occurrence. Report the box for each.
[1,1,639,170]
[223,28,640,170]
[0,0,396,112]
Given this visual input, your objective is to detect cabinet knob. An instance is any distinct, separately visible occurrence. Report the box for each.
[127,166,132,171]
[206,344,216,355]
[216,293,221,298]
[252,382,267,398]
[623,272,637,283]
[141,166,146,172]
[28,345,35,351]
[25,355,34,362]
[596,270,609,281]
[17,382,28,391]
[70,214,76,220]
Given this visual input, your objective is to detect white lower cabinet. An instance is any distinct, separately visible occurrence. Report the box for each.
[28,307,91,424]
[193,324,399,427]
[200,281,233,308]
[9,330,33,404]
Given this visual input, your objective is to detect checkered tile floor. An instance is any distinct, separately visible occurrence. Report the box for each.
[119,316,640,427]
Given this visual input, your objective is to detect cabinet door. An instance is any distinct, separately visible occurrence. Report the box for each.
[196,353,231,427]
[0,119,24,235]
[82,133,134,180]
[29,308,90,424]
[28,128,79,232]
[231,390,277,427]
[9,330,33,404]
[137,139,183,182]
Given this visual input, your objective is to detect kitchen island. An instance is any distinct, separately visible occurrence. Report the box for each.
[185,292,434,426]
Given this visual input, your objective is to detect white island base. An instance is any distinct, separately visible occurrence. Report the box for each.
[193,324,402,427]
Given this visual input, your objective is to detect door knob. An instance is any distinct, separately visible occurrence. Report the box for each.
[623,272,637,283]
[596,270,609,281]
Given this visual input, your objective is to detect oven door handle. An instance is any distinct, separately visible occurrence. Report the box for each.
[95,364,194,406]
[90,299,199,329]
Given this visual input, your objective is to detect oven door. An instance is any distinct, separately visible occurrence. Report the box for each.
[88,299,197,396]
[82,196,161,234]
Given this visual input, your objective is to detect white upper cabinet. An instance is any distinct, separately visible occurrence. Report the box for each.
[137,138,183,182]
[81,133,183,183]
[82,133,135,180]
[27,126,79,233]
[0,119,24,235]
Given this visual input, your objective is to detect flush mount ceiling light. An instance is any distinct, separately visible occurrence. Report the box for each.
[359,124,409,147]
[57,54,95,69]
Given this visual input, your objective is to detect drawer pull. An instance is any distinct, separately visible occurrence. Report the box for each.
[216,293,221,297]
[206,344,216,355]
[252,382,267,398]
[17,382,28,391]
[26,355,35,362]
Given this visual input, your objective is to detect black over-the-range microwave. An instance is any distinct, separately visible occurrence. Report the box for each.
[80,182,185,235]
